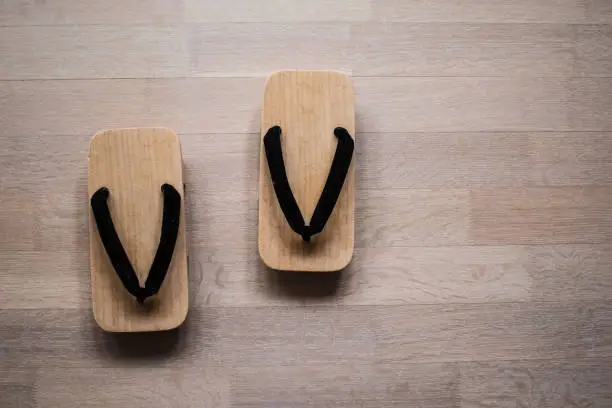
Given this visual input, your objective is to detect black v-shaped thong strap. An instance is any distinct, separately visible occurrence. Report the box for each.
[90,183,181,303]
[263,125,354,242]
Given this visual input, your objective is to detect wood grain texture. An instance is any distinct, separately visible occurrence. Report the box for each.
[6,243,612,309]
[259,71,355,271]
[2,303,612,368]
[470,186,612,245]
[354,77,612,132]
[376,302,612,363]
[360,132,612,188]
[2,0,612,406]
[35,368,229,407]
[88,128,188,332]
[183,0,371,22]
[3,77,612,136]
[0,78,262,136]
[586,0,612,23]
[0,24,352,80]
[3,133,612,308]
[5,182,612,253]
[0,0,371,25]
[4,131,611,192]
[352,23,577,77]
[5,23,612,80]
[191,244,612,306]
[370,0,599,23]
[0,0,185,26]
[352,23,612,77]
[460,359,612,408]
[0,384,35,408]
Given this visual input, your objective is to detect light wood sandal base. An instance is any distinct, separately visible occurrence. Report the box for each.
[88,128,188,332]
[259,71,356,272]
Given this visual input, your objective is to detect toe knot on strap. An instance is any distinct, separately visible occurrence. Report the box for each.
[301,226,313,242]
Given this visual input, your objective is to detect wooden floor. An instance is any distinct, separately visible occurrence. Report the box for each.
[2,0,612,406]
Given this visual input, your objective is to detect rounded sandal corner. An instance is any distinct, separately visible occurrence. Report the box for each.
[170,306,189,331]
[92,309,117,333]
[258,243,280,271]
[335,249,354,272]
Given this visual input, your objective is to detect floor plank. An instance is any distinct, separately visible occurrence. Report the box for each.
[469,186,612,245]
[355,77,595,132]
[2,303,611,370]
[575,25,612,77]
[28,358,612,408]
[0,78,262,136]
[0,24,351,80]
[35,367,229,408]
[230,362,459,408]
[0,0,371,26]
[585,0,612,22]
[196,244,612,306]
[4,23,610,80]
[0,384,35,408]
[0,0,185,26]
[460,359,612,408]
[0,307,378,369]
[370,0,590,23]
[182,0,371,22]
[360,132,612,188]
[4,77,612,136]
[352,23,577,77]
[376,302,612,363]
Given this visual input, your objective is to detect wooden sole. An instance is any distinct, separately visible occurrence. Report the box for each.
[88,128,188,332]
[259,70,356,272]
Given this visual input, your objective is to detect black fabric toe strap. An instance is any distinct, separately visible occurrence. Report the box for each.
[264,125,354,242]
[90,183,181,303]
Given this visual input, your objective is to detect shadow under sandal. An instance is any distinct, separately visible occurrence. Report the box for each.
[88,128,188,332]
[259,70,356,272]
